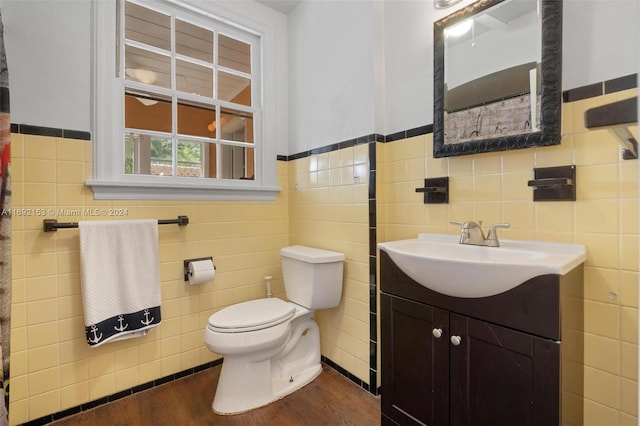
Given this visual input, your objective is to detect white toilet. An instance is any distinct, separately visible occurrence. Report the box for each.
[204,245,345,415]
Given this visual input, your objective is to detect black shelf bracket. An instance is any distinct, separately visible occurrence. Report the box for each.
[584,96,638,160]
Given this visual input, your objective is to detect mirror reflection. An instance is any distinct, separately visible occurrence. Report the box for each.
[433,0,562,157]
[444,0,541,144]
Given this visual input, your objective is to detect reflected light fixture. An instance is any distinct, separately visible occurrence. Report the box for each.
[435,0,462,8]
[124,68,157,85]
[207,117,226,132]
[444,19,473,37]
[136,97,158,107]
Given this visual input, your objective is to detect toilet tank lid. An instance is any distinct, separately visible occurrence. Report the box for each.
[280,245,345,263]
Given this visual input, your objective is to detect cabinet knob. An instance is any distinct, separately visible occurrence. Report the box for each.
[450,335,462,346]
[432,328,443,338]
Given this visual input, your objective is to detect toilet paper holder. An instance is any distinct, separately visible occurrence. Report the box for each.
[184,257,215,282]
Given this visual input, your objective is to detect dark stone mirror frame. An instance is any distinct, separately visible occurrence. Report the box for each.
[433,0,563,158]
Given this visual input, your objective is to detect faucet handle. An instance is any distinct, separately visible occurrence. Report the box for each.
[450,221,468,244]
[486,223,510,247]
[450,220,482,227]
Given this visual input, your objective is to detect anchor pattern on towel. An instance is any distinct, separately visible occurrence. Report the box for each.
[114,315,128,332]
[85,306,161,347]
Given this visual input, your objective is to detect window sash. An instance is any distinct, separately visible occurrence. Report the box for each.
[89,0,280,200]
[119,0,259,181]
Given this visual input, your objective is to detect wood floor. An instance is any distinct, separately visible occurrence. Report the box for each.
[50,364,381,425]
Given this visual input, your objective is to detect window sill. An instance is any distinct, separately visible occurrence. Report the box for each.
[86,179,281,201]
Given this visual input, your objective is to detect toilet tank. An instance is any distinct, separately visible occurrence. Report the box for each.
[280,245,345,309]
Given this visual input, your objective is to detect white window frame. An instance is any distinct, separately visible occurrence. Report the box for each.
[88,0,282,200]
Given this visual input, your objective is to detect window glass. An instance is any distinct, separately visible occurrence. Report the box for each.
[177,100,217,139]
[220,146,254,180]
[177,140,214,178]
[124,92,172,133]
[125,45,171,89]
[125,133,173,176]
[176,19,214,63]
[91,0,279,200]
[125,2,170,50]
[121,2,256,179]
[221,108,253,143]
[218,71,251,106]
[176,60,213,97]
[218,34,251,73]
[125,133,220,179]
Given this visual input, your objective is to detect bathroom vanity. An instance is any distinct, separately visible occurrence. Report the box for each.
[379,249,584,425]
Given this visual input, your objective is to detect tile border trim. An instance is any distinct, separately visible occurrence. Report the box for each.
[22,360,223,426]
[22,358,376,426]
[562,73,637,103]
[321,356,380,395]
[11,123,91,140]
[279,74,637,161]
[281,133,383,162]
[9,74,636,156]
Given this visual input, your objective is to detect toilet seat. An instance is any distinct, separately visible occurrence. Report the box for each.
[208,298,295,333]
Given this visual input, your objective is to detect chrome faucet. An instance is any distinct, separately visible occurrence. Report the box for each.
[450,221,510,247]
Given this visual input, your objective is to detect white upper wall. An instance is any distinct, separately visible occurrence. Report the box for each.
[382,0,639,135]
[0,0,289,154]
[1,0,91,132]
[1,0,637,155]
[382,0,469,138]
[563,0,639,89]
[287,0,378,155]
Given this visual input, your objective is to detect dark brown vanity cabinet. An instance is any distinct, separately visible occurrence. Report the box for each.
[381,296,449,425]
[380,250,583,426]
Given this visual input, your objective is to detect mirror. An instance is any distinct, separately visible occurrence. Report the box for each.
[433,0,562,157]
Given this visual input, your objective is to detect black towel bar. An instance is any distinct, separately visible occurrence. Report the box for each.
[415,177,449,204]
[527,165,576,201]
[527,177,573,188]
[43,215,189,232]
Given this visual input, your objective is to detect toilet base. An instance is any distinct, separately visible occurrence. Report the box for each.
[212,362,322,415]
[209,307,323,415]
[272,362,322,401]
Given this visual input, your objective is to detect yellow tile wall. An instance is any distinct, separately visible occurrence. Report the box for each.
[287,143,371,384]
[378,89,639,424]
[9,135,290,424]
[9,88,637,423]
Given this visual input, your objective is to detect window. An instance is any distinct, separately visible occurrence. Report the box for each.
[89,0,282,200]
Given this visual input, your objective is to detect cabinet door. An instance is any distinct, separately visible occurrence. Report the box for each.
[381,294,449,425]
[449,314,560,426]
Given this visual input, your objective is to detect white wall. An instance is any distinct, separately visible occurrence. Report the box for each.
[1,0,637,155]
[381,0,474,137]
[0,0,290,154]
[287,0,378,155]
[1,0,91,132]
[563,0,639,90]
[382,0,639,135]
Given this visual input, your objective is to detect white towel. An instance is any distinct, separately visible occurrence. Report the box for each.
[79,219,162,347]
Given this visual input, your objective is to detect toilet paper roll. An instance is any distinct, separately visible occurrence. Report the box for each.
[188,259,215,285]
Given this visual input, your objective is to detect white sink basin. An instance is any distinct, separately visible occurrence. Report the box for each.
[378,233,586,298]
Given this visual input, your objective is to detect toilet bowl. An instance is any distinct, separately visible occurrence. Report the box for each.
[204,245,344,415]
